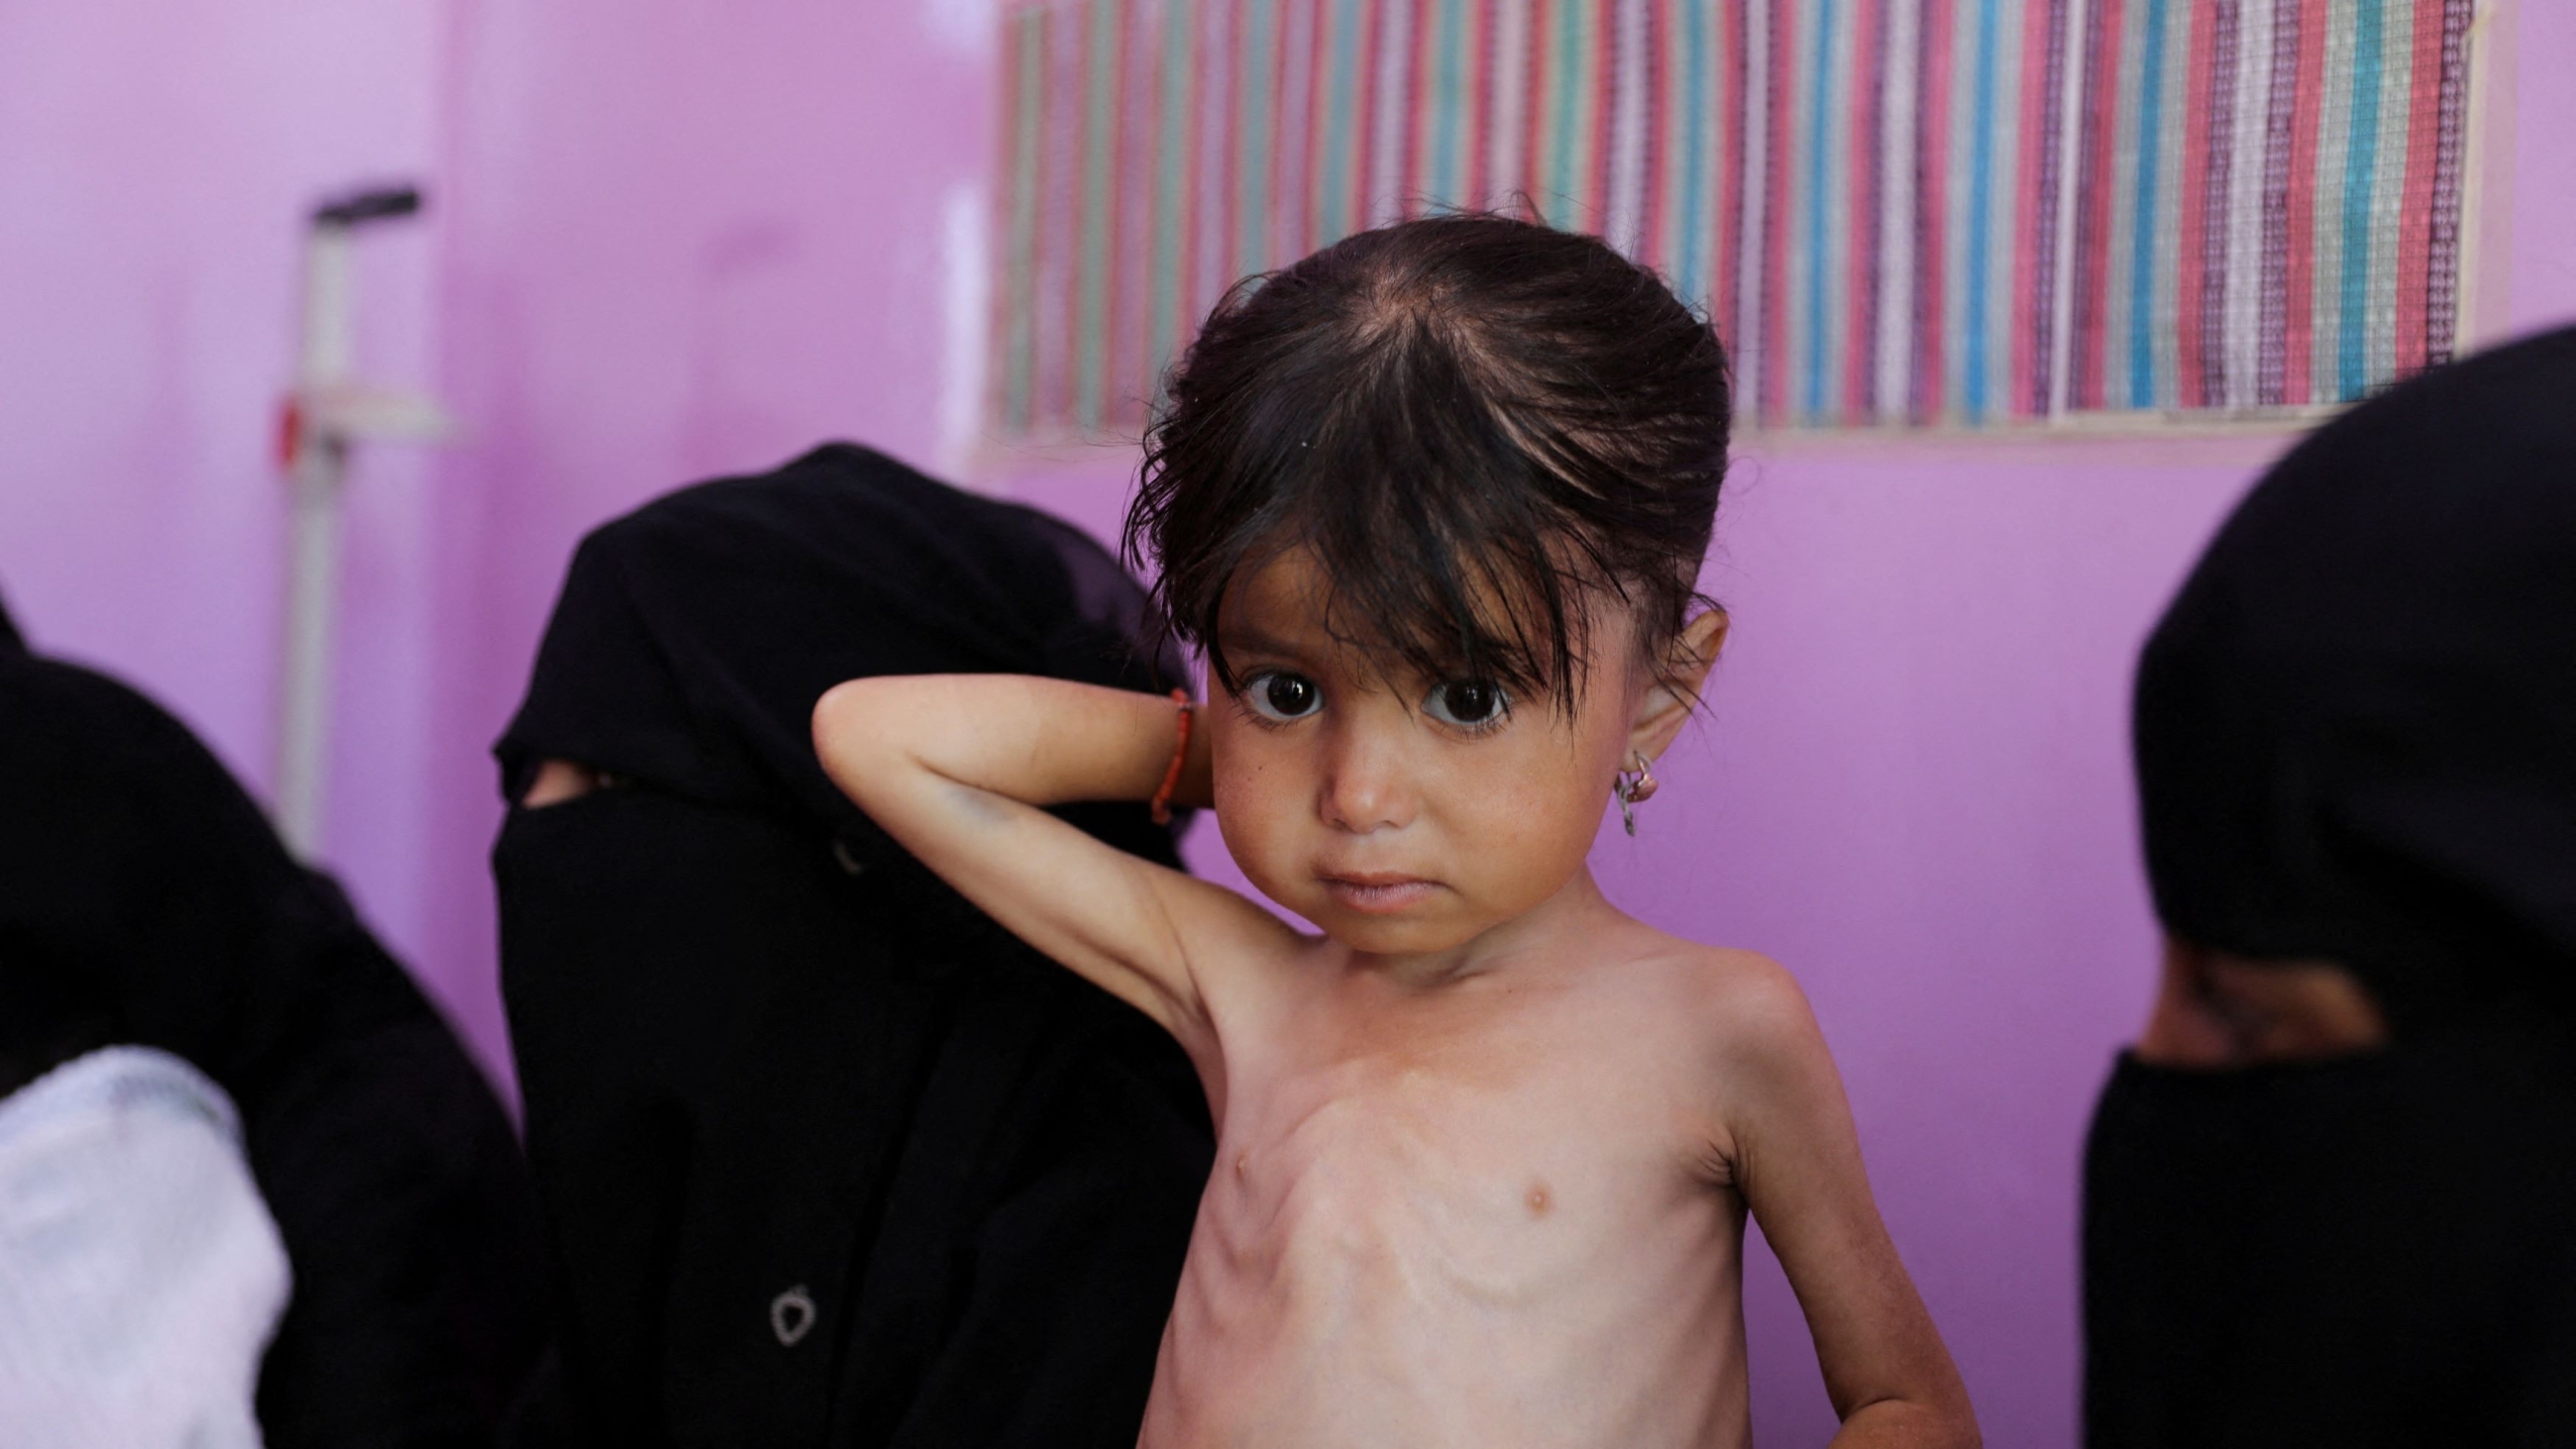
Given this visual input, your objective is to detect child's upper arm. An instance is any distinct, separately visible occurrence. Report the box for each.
[1703,958,1974,1436]
[813,675,1292,1070]
[898,777,1286,1055]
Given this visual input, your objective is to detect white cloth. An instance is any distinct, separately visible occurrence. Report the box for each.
[0,1047,290,1449]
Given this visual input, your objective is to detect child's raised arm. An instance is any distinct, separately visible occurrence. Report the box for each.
[813,674,1286,1085]
[1710,963,1981,1449]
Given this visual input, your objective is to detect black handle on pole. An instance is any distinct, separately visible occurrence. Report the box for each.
[311,185,423,229]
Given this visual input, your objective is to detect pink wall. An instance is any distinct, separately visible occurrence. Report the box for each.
[0,0,449,989]
[5,1,2568,1443]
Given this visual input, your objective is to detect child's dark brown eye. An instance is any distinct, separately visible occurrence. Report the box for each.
[1244,671,1321,722]
[1425,678,1507,728]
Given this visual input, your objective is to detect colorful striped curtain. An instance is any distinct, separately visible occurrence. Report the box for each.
[993,0,2476,436]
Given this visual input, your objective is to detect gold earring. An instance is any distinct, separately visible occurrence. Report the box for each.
[1613,751,1660,836]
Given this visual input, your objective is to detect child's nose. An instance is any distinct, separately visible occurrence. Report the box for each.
[1317,726,1416,834]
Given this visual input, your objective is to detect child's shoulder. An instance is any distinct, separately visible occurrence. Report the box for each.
[1604,919,1803,1009]
[1590,927,1844,1177]
[1598,924,1830,1075]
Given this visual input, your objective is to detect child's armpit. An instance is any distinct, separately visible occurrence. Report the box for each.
[1682,948,1841,1181]
[1685,1135,1743,1192]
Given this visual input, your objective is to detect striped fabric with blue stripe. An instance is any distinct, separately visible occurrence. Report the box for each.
[1432,0,1465,200]
[1550,0,1583,215]
[1802,0,1836,421]
[1964,0,2001,422]
[991,0,2475,438]
[2337,0,2385,402]
[1675,0,1711,307]
[2126,0,2168,410]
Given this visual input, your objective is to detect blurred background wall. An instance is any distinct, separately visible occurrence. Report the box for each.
[2,0,2569,1442]
[0,0,446,1014]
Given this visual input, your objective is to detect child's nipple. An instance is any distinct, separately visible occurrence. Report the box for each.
[1525,1180,1553,1218]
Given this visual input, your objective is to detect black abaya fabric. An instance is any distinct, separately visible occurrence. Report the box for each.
[0,605,548,1447]
[2087,328,2576,1445]
[489,444,1211,1449]
[2129,327,2576,1027]
[2087,1020,2576,1447]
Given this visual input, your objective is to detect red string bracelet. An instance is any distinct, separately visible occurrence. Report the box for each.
[1149,688,1193,825]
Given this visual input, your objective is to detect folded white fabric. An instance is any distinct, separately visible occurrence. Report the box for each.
[0,1047,290,1449]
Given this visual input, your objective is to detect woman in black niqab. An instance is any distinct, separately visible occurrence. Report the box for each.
[491,445,1211,1448]
[2085,328,2576,1445]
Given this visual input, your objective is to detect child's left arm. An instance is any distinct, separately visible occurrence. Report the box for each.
[1714,962,1981,1449]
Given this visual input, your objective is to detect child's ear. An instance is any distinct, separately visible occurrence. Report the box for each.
[1627,609,1728,760]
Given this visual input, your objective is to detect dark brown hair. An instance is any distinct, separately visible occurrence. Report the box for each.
[1125,212,1731,712]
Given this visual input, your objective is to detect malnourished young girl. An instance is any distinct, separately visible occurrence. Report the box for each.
[816,215,1975,1448]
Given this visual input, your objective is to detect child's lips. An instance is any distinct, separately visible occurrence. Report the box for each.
[1318,872,1441,913]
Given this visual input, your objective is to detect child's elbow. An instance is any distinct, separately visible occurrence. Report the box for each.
[1922,1390,1982,1449]
[1848,1383,1979,1449]
[812,678,894,787]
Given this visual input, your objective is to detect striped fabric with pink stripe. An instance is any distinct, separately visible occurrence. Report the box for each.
[993,0,2476,436]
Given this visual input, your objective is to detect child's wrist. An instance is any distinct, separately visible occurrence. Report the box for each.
[1148,690,1195,823]
[1173,702,1216,811]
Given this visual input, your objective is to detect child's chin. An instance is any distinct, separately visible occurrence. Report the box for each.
[1317,909,1481,958]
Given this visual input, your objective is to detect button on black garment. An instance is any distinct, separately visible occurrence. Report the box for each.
[491,445,1212,1449]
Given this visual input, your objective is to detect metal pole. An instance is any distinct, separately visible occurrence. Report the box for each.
[270,184,437,862]
[275,224,354,861]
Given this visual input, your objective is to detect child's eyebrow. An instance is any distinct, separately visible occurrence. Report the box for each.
[1214,624,1304,659]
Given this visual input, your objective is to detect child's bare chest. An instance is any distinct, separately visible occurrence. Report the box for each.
[1217,1039,1688,1292]
[1145,984,1750,1446]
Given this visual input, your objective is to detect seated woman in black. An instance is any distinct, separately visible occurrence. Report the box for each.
[492,445,1211,1448]
[0,594,547,1447]
[2085,328,2576,1444]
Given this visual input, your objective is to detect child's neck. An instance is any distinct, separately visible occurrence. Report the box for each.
[1333,866,1622,992]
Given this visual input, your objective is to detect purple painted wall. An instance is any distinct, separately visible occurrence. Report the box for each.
[3,1,2566,1443]
[0,0,448,993]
